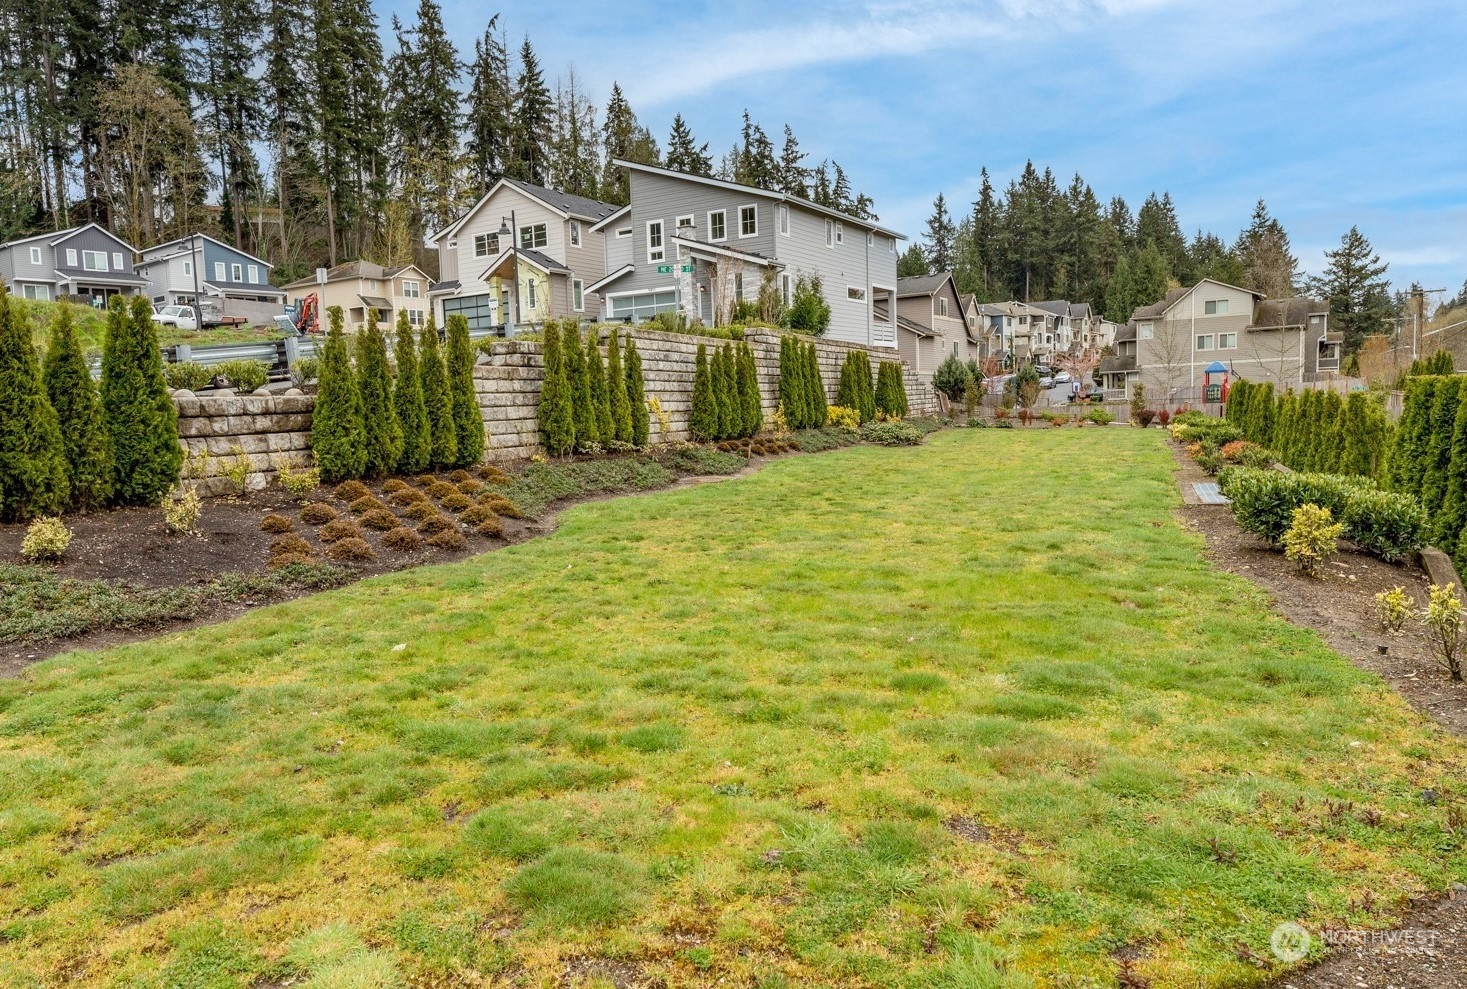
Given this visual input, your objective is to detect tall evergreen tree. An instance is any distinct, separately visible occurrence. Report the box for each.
[43,304,112,510]
[599,81,659,204]
[776,125,808,196]
[465,16,512,191]
[387,0,462,239]
[690,343,716,441]
[563,320,597,451]
[898,244,931,278]
[0,290,69,521]
[549,68,600,198]
[419,314,457,468]
[665,114,712,176]
[355,313,402,478]
[1235,199,1298,298]
[739,343,762,437]
[1308,226,1393,352]
[312,305,367,483]
[1421,376,1461,514]
[733,111,778,190]
[625,335,650,447]
[924,193,956,272]
[1433,380,1467,553]
[538,319,574,455]
[1104,252,1136,323]
[1136,191,1187,277]
[445,314,484,466]
[1132,243,1172,308]
[504,37,552,185]
[606,327,633,444]
[393,309,431,474]
[586,329,614,446]
[805,342,827,427]
[101,297,183,505]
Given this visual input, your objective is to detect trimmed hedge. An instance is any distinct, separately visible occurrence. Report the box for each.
[1218,466,1426,563]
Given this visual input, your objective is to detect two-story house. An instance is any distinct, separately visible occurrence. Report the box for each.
[0,223,148,303]
[135,233,285,324]
[280,260,435,332]
[893,272,977,385]
[590,160,905,349]
[427,179,620,333]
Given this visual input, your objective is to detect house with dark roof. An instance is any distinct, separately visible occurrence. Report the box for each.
[894,272,977,384]
[0,223,148,304]
[280,260,434,332]
[135,233,285,324]
[592,160,905,348]
[427,178,620,333]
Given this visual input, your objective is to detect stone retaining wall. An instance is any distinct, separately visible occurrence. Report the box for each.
[174,391,314,497]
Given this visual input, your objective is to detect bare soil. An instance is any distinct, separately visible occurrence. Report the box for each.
[1171,443,1467,987]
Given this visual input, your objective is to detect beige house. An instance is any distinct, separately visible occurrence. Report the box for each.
[281,261,433,332]
[893,272,977,384]
[428,179,619,334]
[1098,278,1340,401]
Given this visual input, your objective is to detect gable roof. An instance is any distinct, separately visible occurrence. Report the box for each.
[139,232,273,268]
[613,159,906,240]
[1130,278,1265,321]
[588,203,632,233]
[280,259,431,291]
[897,272,958,298]
[430,178,619,244]
[1250,296,1327,330]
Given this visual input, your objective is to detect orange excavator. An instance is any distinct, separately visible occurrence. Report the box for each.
[277,292,321,335]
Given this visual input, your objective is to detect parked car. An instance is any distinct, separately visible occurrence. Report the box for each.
[1054,371,1073,384]
[1039,376,1055,389]
[151,304,199,331]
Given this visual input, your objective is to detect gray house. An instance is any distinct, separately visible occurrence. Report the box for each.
[135,233,285,324]
[0,223,147,303]
[590,160,906,349]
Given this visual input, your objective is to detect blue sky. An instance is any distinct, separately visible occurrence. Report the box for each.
[396,0,1466,298]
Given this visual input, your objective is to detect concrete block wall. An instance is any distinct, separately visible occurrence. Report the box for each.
[173,391,314,497]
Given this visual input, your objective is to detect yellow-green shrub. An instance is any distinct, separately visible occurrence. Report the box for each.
[161,486,201,534]
[21,516,71,561]
[1282,503,1343,577]
[826,405,861,432]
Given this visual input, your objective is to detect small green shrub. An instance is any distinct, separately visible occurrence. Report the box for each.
[288,356,319,388]
[825,405,861,432]
[21,517,71,561]
[163,361,214,391]
[216,358,269,394]
[860,421,926,446]
[1425,583,1464,682]
[1375,586,1414,634]
[275,460,320,498]
[161,486,201,534]
[931,353,969,402]
[1283,504,1343,577]
[1085,408,1115,426]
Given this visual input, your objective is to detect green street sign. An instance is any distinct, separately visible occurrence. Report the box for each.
[656,264,673,273]
[681,264,694,273]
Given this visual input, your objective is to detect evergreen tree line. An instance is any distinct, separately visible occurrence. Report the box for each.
[0,1,876,279]
[778,337,829,431]
[1387,375,1467,573]
[538,321,649,456]
[689,342,762,443]
[1226,379,1392,480]
[0,289,182,522]
[311,304,483,482]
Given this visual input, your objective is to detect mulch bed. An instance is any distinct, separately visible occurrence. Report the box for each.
[1171,443,1467,988]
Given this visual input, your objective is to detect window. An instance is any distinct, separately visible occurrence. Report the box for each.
[739,204,757,237]
[442,293,497,334]
[112,252,123,270]
[573,279,584,312]
[847,287,866,302]
[1218,332,1238,349]
[407,309,424,327]
[609,290,678,322]
[1204,299,1229,315]
[835,223,843,246]
[1196,334,1214,351]
[777,205,789,236]
[520,223,547,249]
[825,220,834,247]
[214,262,226,281]
[708,210,726,242]
[889,236,896,254]
[82,250,108,271]
[29,247,41,265]
[446,238,458,250]
[21,284,50,301]
[781,274,792,307]
[1139,321,1154,340]
[366,280,377,292]
[615,227,632,238]
[734,272,744,299]
[183,261,192,276]
[527,279,537,309]
[247,264,259,283]
[570,221,581,247]
[937,297,948,317]
[953,341,960,356]
[66,248,77,266]
[230,263,242,281]
[676,214,694,233]
[403,280,421,299]
[647,220,664,262]
[1019,315,1029,325]
[474,233,499,258]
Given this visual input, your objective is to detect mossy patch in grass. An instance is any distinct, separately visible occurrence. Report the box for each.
[503,848,645,927]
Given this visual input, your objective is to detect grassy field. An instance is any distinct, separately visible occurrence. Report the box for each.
[16,297,283,354]
[1,429,1464,988]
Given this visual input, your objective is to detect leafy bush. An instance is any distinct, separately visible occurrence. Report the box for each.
[826,405,861,432]
[21,517,72,561]
[1170,419,1244,446]
[1375,586,1414,634]
[1218,467,1426,562]
[289,356,320,389]
[1425,583,1464,682]
[1340,486,1431,563]
[275,460,320,498]
[161,486,201,534]
[783,274,831,335]
[860,421,925,446]
[216,358,269,394]
[1283,504,1343,577]
[1136,409,1157,427]
[1084,408,1115,426]
[163,361,214,391]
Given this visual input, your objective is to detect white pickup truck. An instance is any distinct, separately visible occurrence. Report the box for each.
[151,305,201,331]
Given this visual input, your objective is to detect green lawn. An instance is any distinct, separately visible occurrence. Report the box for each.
[2,429,1463,988]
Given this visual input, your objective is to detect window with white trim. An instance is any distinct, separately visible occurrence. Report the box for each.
[847,287,866,302]
[708,209,726,242]
[1139,321,1154,340]
[29,247,41,265]
[676,214,694,234]
[112,252,123,270]
[247,264,259,283]
[1218,332,1238,349]
[647,220,664,262]
[778,205,789,236]
[66,248,77,266]
[403,280,421,298]
[82,250,107,271]
[520,223,547,249]
[231,262,242,281]
[739,204,757,237]
[1196,334,1214,351]
[1204,299,1229,315]
[573,279,584,312]
[609,290,677,321]
[570,221,581,247]
[825,220,834,248]
[936,297,948,317]
[781,274,792,307]
[834,223,843,246]
[183,260,192,276]
[407,308,424,327]
[474,233,499,258]
[214,262,226,281]
[22,284,50,301]
[616,227,632,238]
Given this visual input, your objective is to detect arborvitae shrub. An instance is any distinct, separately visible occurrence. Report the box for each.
[718,343,739,439]
[42,304,112,511]
[625,336,649,447]
[876,361,909,419]
[1339,392,1393,480]
[1434,380,1467,552]
[690,344,716,441]
[1225,379,1249,425]
[606,328,633,444]
[312,306,367,483]
[739,343,762,437]
[393,310,431,475]
[0,290,69,521]
[805,342,827,428]
[355,315,402,478]
[1317,390,1345,473]
[778,337,801,427]
[538,318,575,456]
[446,314,484,467]
[586,330,615,447]
[1389,377,1437,496]
[100,296,183,506]
[1421,378,1461,514]
[563,321,598,452]
[418,315,457,469]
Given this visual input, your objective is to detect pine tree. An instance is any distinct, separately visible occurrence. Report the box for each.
[625,335,649,447]
[386,0,463,238]
[924,193,956,272]
[43,304,113,510]
[538,318,575,455]
[101,296,184,505]
[312,305,367,483]
[1103,252,1135,323]
[393,309,431,474]
[606,328,633,444]
[665,113,712,176]
[355,313,402,478]
[805,342,827,427]
[739,343,762,437]
[586,329,614,446]
[1433,380,1467,553]
[1308,226,1394,352]
[690,344,716,442]
[599,82,660,204]
[564,320,598,451]
[465,16,512,190]
[1421,377,1461,514]
[507,36,553,184]
[1131,243,1172,309]
[776,125,807,196]
[1234,199,1298,299]
[446,314,484,466]
[419,314,457,468]
[0,290,69,521]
